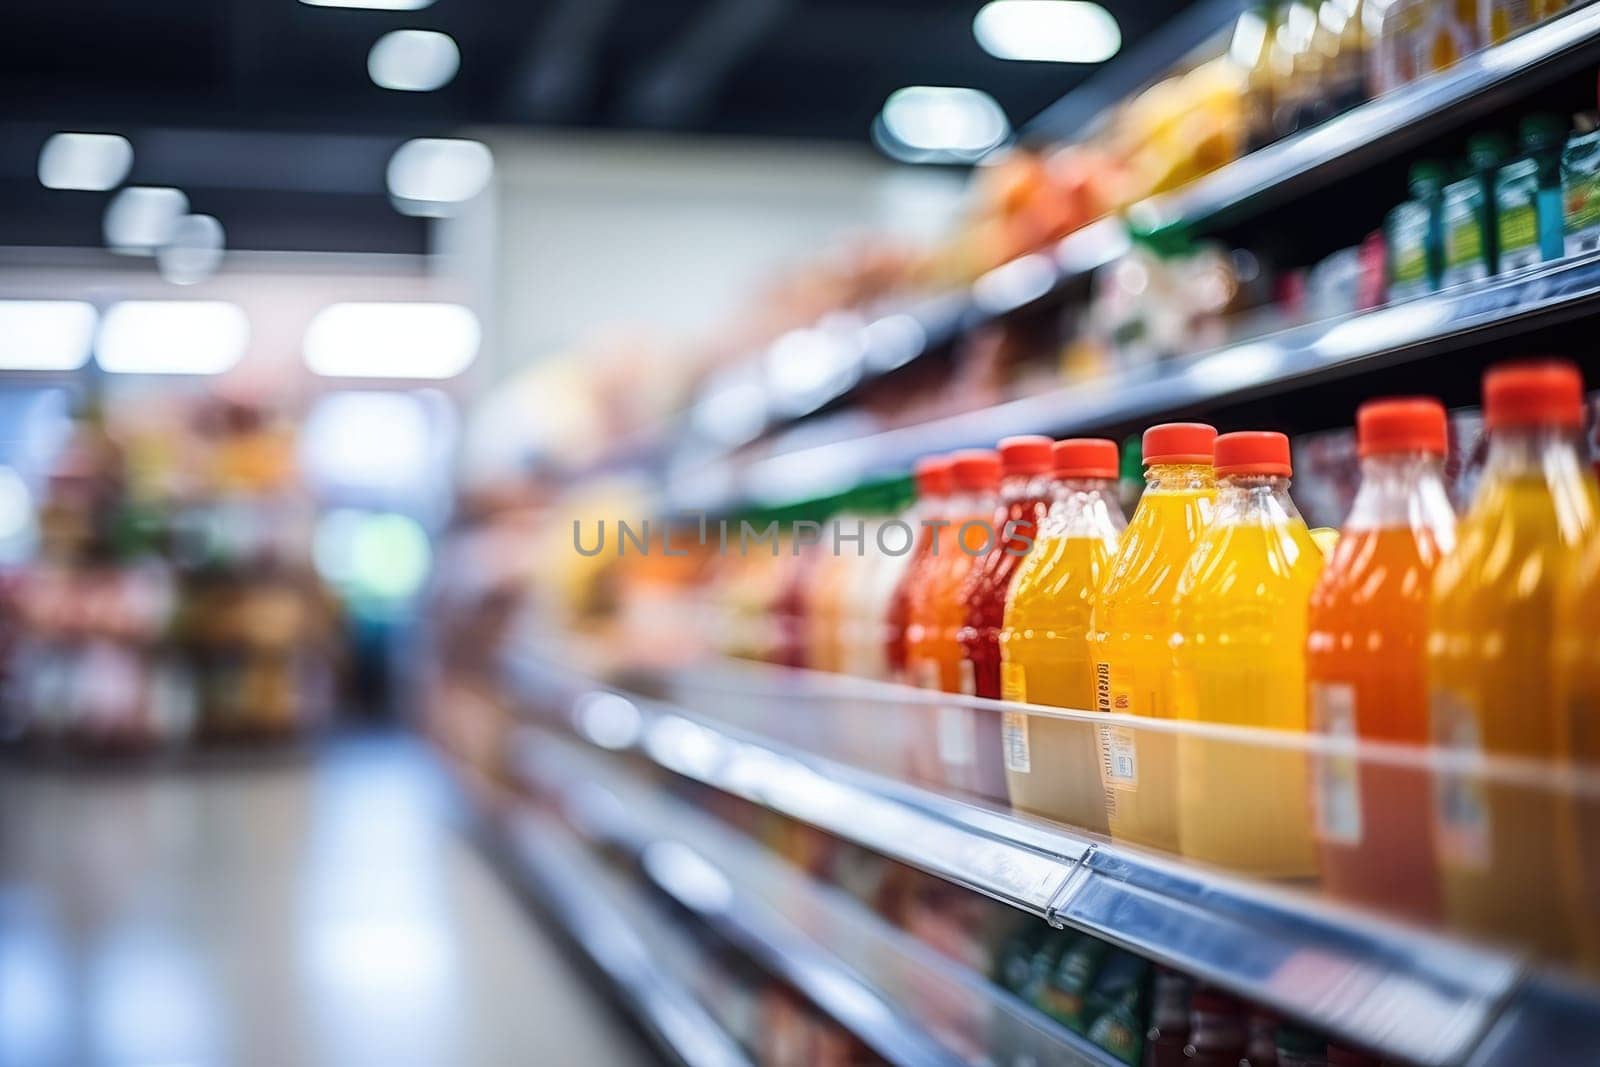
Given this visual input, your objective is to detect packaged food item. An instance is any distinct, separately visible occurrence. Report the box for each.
[1235,3,1282,152]
[1276,1024,1330,1067]
[1247,1011,1281,1067]
[1083,949,1152,1065]
[1559,471,1600,964]
[1090,423,1218,853]
[839,478,917,680]
[958,435,1054,700]
[1386,162,1445,300]
[1306,246,1364,320]
[1497,115,1569,272]
[1440,134,1507,286]
[999,438,1126,832]
[1428,360,1598,959]
[1307,398,1454,921]
[1185,989,1251,1067]
[884,457,953,683]
[1365,0,1423,96]
[1172,431,1323,877]
[1035,932,1108,1032]
[1325,0,1370,112]
[1144,968,1194,1067]
[1482,0,1565,45]
[1275,0,1330,136]
[1420,0,1479,73]
[1562,115,1600,255]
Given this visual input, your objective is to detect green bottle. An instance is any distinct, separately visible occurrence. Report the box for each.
[1498,115,1568,273]
[1386,161,1445,300]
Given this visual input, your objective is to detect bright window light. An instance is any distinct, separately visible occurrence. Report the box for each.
[302,0,433,7]
[0,301,97,371]
[97,301,250,375]
[303,393,433,494]
[973,1,1121,63]
[37,133,133,191]
[103,187,188,255]
[876,87,1009,164]
[368,29,459,92]
[386,138,493,216]
[304,302,480,379]
[157,214,226,286]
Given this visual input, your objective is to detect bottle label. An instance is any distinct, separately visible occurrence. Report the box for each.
[1563,132,1600,255]
[1099,724,1139,790]
[1440,181,1487,288]
[1001,660,1027,703]
[1432,689,1491,870]
[1387,200,1433,299]
[1002,711,1032,774]
[1310,682,1363,845]
[1496,160,1541,271]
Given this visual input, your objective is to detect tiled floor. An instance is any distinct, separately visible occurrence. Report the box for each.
[0,733,656,1067]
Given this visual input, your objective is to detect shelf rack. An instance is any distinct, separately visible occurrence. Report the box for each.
[678,4,1600,494]
[673,249,1600,509]
[502,644,1600,1067]
[511,725,1128,1067]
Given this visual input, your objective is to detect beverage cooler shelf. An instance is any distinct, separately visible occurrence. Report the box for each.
[675,249,1600,510]
[511,726,1124,1067]
[502,645,1600,1067]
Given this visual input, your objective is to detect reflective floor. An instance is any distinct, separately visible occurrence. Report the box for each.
[0,733,656,1067]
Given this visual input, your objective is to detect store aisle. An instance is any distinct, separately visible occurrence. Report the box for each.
[0,734,657,1067]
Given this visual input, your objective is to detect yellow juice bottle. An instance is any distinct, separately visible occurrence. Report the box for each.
[999,439,1127,834]
[1558,519,1600,967]
[1089,423,1218,853]
[1171,431,1324,878]
[1429,361,1598,961]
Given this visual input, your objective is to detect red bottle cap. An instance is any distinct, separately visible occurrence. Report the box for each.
[997,435,1054,475]
[1142,422,1218,465]
[1356,397,1448,457]
[949,449,1001,491]
[1052,438,1120,479]
[1215,431,1292,477]
[1483,359,1586,429]
[913,455,953,497]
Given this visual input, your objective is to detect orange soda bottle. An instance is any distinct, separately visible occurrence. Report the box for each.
[1306,398,1455,922]
[884,457,954,684]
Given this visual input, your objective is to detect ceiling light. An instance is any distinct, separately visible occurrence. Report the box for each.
[157,214,225,286]
[0,301,97,371]
[386,138,493,216]
[97,301,249,375]
[300,0,434,9]
[973,1,1122,63]
[304,302,480,379]
[37,133,133,191]
[875,87,1009,164]
[368,29,459,92]
[103,187,188,256]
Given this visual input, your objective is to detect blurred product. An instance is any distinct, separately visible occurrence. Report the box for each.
[838,478,916,680]
[1172,431,1323,877]
[1184,988,1251,1066]
[1483,0,1567,43]
[1034,931,1107,1032]
[1308,398,1455,921]
[1144,967,1194,1066]
[1428,359,1597,959]
[999,438,1126,832]
[1090,423,1218,852]
[906,450,999,692]
[1276,1024,1330,1067]
[884,457,953,683]
[1563,112,1600,255]
[1387,161,1446,300]
[1440,134,1508,286]
[1496,114,1569,271]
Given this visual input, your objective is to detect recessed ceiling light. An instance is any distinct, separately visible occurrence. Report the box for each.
[97,301,249,375]
[0,301,98,371]
[875,87,1010,164]
[368,29,459,92]
[386,138,493,216]
[37,133,133,191]
[973,0,1121,63]
[304,302,481,379]
[300,0,435,9]
[103,187,188,256]
[157,214,226,286]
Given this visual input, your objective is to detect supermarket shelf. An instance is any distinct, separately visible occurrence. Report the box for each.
[1131,2,1600,232]
[502,645,1600,1067]
[677,249,1600,507]
[511,724,1124,1067]
[493,808,754,1067]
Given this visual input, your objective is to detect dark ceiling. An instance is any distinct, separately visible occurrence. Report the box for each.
[0,0,1199,254]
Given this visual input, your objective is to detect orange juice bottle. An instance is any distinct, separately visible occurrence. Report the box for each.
[1558,502,1600,965]
[884,457,953,684]
[1429,360,1598,959]
[906,451,1000,692]
[999,438,1126,833]
[1089,423,1218,853]
[1306,398,1455,922]
[1172,431,1324,878]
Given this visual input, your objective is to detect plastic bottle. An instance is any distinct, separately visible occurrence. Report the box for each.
[958,435,1054,700]
[906,451,1000,694]
[1089,422,1218,853]
[1429,360,1598,960]
[884,457,953,684]
[1386,161,1446,301]
[1442,134,1508,287]
[1306,398,1455,921]
[1235,4,1281,151]
[1562,113,1600,256]
[1183,989,1250,1067]
[835,479,912,679]
[1559,495,1600,965]
[1496,114,1569,272]
[1172,431,1324,877]
[805,492,859,673]
[999,438,1127,832]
